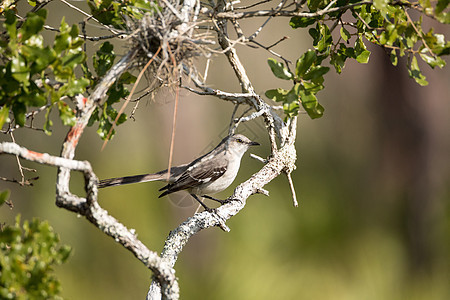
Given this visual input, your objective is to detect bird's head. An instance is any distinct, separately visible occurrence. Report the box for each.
[227,134,259,156]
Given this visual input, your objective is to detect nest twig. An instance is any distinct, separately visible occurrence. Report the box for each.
[126,1,215,89]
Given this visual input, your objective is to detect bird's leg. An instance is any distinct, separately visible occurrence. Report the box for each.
[202,195,237,205]
[191,194,215,212]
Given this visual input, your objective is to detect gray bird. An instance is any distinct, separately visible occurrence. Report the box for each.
[98,134,259,211]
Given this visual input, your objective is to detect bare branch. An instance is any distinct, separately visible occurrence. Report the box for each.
[213,1,372,19]
[286,172,298,207]
[0,176,39,187]
[46,44,180,299]
[0,138,180,300]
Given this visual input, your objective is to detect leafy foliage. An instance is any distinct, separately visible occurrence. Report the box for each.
[266,52,328,119]
[87,42,136,140]
[0,215,71,299]
[268,0,449,119]
[0,10,89,132]
[0,190,10,206]
[0,5,138,139]
[87,0,158,29]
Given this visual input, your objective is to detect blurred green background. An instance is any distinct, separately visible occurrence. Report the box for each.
[1,1,450,299]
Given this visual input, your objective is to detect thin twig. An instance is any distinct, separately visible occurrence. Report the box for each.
[43,25,125,41]
[250,153,267,163]
[10,132,27,185]
[101,46,162,150]
[249,39,292,65]
[248,0,288,41]
[267,36,289,49]
[286,172,298,207]
[404,8,435,57]
[59,0,119,34]
[235,0,274,10]
[214,2,372,19]
[0,176,39,187]
[166,43,180,181]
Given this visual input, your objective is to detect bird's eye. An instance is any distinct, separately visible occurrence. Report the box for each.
[236,138,243,143]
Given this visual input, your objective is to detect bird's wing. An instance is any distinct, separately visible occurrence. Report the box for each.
[159,156,228,197]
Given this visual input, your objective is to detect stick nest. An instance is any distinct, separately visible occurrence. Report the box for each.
[127,2,214,88]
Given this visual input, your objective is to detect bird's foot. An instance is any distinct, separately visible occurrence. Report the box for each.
[220,197,243,205]
[202,195,242,205]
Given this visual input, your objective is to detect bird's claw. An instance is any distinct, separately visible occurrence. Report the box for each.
[223,197,242,204]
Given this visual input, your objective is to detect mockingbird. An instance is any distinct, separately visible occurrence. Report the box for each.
[98,134,259,211]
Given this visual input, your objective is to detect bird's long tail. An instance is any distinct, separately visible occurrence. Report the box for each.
[98,164,189,188]
[98,173,166,188]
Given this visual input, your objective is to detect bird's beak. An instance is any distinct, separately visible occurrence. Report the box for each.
[250,141,260,146]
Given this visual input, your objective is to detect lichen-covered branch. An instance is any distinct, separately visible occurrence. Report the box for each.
[0,139,179,300]
[148,1,299,298]
[49,45,179,299]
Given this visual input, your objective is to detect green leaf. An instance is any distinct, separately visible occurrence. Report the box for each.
[12,101,26,127]
[309,27,320,46]
[435,0,449,14]
[295,50,317,77]
[0,216,71,297]
[390,49,398,66]
[0,190,10,206]
[57,102,76,126]
[21,45,57,73]
[308,0,328,11]
[11,55,30,84]
[419,50,446,68]
[408,56,428,86]
[106,80,130,105]
[303,66,330,80]
[106,106,127,125]
[61,50,85,68]
[356,50,370,63]
[88,107,100,127]
[330,52,345,73]
[267,58,293,80]
[54,18,71,53]
[355,37,371,63]
[97,117,114,140]
[87,0,127,29]
[94,42,115,77]
[19,10,46,42]
[0,105,9,129]
[283,101,300,117]
[316,23,333,53]
[19,90,46,107]
[282,85,301,117]
[289,16,317,28]
[65,77,90,96]
[303,81,325,93]
[373,0,389,15]
[43,106,53,135]
[286,86,300,104]
[299,89,324,119]
[265,88,290,102]
[4,9,17,42]
[119,71,137,85]
[340,27,351,42]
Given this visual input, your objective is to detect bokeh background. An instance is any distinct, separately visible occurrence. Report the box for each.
[1,1,449,299]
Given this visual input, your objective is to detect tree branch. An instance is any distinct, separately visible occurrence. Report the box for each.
[212,1,372,19]
[50,47,179,299]
[148,1,299,298]
[0,139,179,300]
